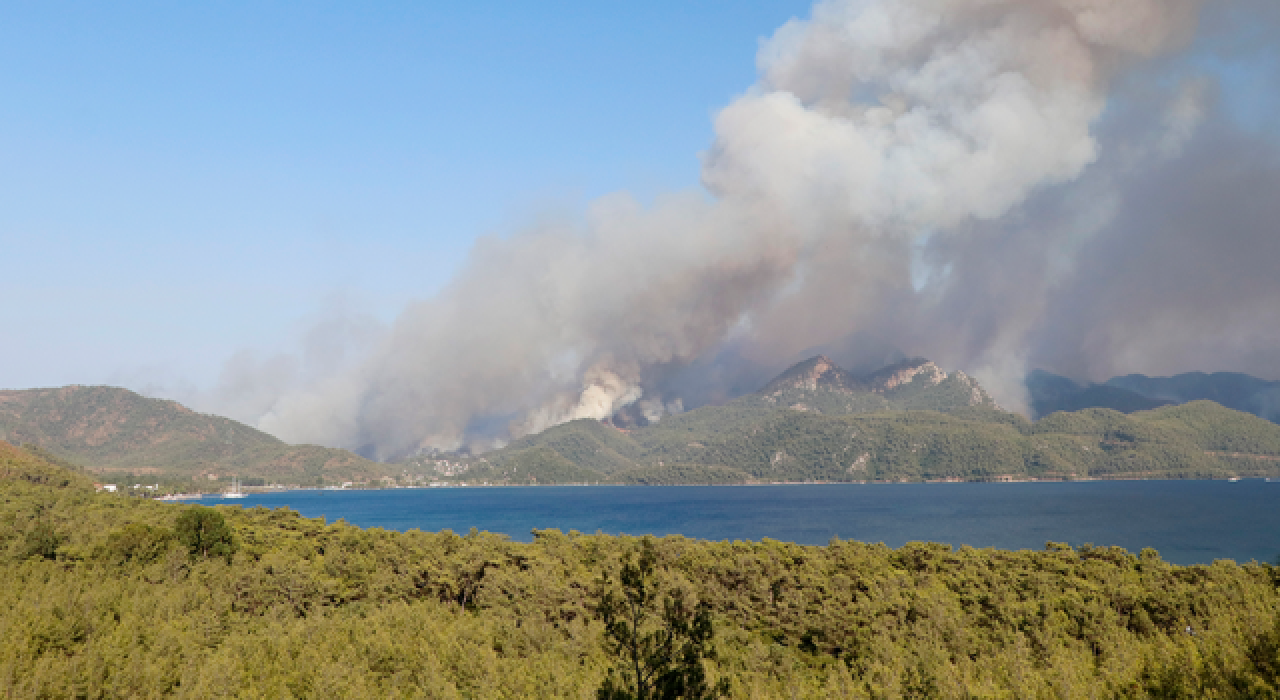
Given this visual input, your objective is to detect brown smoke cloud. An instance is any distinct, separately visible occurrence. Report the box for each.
[204,0,1280,459]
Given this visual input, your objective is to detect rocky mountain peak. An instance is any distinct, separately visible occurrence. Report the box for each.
[762,355,863,395]
[862,358,944,393]
[757,355,999,411]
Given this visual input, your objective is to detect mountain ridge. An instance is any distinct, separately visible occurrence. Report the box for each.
[1028,369,1280,423]
[410,357,1280,485]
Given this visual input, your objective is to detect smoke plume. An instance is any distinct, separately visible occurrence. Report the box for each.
[219,0,1279,459]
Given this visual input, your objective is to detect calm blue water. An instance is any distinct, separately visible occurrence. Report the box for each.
[188,480,1280,566]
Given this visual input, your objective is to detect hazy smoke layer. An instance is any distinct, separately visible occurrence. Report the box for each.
[231,0,1280,459]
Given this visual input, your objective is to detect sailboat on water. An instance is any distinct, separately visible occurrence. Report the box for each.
[224,476,247,499]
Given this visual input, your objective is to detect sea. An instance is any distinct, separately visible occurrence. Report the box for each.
[181,480,1280,566]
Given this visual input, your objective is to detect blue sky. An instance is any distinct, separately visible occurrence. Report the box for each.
[0,1,812,390]
[3,1,1277,399]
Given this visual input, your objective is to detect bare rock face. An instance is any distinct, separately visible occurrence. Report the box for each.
[951,370,999,408]
[757,355,1000,412]
[762,356,864,395]
[863,358,945,394]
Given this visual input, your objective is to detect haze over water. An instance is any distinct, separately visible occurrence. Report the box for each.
[206,480,1280,567]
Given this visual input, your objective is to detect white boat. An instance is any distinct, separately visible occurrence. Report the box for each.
[223,476,247,499]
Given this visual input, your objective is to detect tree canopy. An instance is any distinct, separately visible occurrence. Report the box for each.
[1,442,1278,698]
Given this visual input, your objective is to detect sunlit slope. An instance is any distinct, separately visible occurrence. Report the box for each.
[0,385,387,483]
[0,440,95,491]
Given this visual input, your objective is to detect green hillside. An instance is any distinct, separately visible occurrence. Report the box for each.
[433,357,1280,486]
[443,398,1280,486]
[0,386,388,485]
[3,444,1279,697]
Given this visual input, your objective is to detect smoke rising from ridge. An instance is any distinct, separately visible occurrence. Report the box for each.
[210,0,1280,459]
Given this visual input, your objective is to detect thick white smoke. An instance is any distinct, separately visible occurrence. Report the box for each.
[238,0,1262,459]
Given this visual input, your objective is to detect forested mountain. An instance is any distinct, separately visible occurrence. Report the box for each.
[1028,369,1280,423]
[1026,370,1174,418]
[0,386,388,485]
[10,364,1278,491]
[1107,372,1280,421]
[416,358,1280,485]
[3,442,1279,697]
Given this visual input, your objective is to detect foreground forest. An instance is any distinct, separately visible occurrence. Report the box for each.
[3,441,1280,698]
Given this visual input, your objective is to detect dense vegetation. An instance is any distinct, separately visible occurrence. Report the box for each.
[0,385,388,486]
[14,362,1279,492]
[4,442,1279,698]
[440,358,1280,486]
[454,400,1280,486]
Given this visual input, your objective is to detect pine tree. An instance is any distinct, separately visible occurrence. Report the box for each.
[596,539,729,700]
[174,506,236,561]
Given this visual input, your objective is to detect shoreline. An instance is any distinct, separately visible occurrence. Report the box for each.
[156,474,1274,499]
